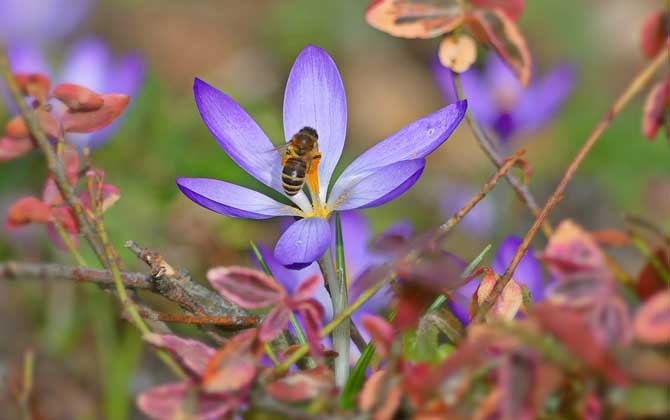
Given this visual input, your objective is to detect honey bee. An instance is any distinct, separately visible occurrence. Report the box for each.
[277,127,321,196]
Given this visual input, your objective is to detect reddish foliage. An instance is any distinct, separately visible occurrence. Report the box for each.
[143,333,215,377]
[14,73,51,103]
[362,315,395,357]
[465,8,532,86]
[470,0,525,21]
[265,366,334,402]
[640,10,670,58]
[589,229,631,247]
[0,136,34,161]
[53,83,105,112]
[61,94,130,133]
[5,197,53,228]
[359,370,403,420]
[473,270,522,320]
[636,246,670,300]
[202,330,261,393]
[5,115,30,138]
[207,266,285,309]
[633,290,670,345]
[365,0,465,39]
[641,80,669,140]
[589,297,632,347]
[546,274,612,309]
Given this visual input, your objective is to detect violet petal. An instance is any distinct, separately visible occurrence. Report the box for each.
[492,235,545,301]
[176,177,298,219]
[283,45,347,202]
[274,217,331,266]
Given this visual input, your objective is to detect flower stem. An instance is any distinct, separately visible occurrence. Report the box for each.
[318,246,349,387]
[52,221,87,266]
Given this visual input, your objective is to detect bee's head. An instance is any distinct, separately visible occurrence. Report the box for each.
[299,126,318,139]
[293,127,318,152]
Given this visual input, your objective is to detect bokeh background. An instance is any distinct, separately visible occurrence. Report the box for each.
[0,0,667,418]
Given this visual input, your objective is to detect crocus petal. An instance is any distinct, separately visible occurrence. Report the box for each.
[7,42,49,74]
[329,101,466,194]
[440,181,496,238]
[176,177,298,219]
[492,236,545,301]
[283,45,347,202]
[333,211,384,281]
[193,78,311,211]
[512,63,576,134]
[328,159,425,211]
[274,217,331,266]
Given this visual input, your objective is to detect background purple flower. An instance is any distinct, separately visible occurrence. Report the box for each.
[6,36,145,148]
[177,45,466,267]
[0,0,93,45]
[433,54,576,143]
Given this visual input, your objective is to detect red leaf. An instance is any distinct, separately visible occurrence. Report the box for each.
[202,330,259,393]
[542,219,611,280]
[5,116,29,138]
[641,80,669,140]
[546,274,612,309]
[291,274,321,303]
[640,11,670,59]
[207,266,285,309]
[589,297,632,347]
[53,83,104,111]
[0,136,33,162]
[534,303,627,384]
[469,0,525,21]
[295,299,325,356]
[51,207,78,233]
[361,315,395,358]
[636,247,669,300]
[35,110,61,139]
[137,381,234,420]
[258,307,291,343]
[589,229,631,247]
[474,271,522,320]
[80,169,120,212]
[358,370,402,420]
[365,0,465,39]
[143,333,216,377]
[5,197,52,228]
[14,73,50,103]
[466,8,532,86]
[265,366,333,403]
[633,290,670,345]
[61,94,130,133]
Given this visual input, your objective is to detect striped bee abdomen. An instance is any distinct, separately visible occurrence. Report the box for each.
[281,158,307,196]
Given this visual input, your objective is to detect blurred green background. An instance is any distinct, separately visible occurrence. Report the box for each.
[0,0,668,418]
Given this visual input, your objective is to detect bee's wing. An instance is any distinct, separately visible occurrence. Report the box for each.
[262,143,290,156]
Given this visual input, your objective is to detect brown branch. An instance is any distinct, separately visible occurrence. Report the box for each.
[452,73,553,238]
[137,310,260,329]
[472,49,669,323]
[0,261,152,288]
[124,240,254,322]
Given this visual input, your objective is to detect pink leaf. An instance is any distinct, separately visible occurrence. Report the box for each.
[36,109,61,138]
[5,196,52,228]
[469,0,525,21]
[5,116,29,138]
[258,307,292,343]
[636,247,669,300]
[202,330,260,393]
[46,222,78,251]
[0,136,33,162]
[361,315,395,358]
[642,80,669,140]
[546,274,612,309]
[14,73,50,103]
[207,266,285,309]
[53,83,104,111]
[633,290,670,345]
[640,11,670,59]
[143,333,216,377]
[590,298,632,347]
[475,271,522,320]
[291,274,322,303]
[465,8,532,86]
[358,370,402,420]
[51,207,78,233]
[136,381,233,420]
[365,0,465,39]
[61,93,130,133]
[295,299,325,356]
[266,366,334,403]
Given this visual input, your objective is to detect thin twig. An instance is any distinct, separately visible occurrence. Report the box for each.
[472,49,669,323]
[0,261,153,288]
[452,72,553,238]
[137,310,260,329]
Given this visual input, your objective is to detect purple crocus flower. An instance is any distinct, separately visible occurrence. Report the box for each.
[257,211,394,327]
[6,37,144,148]
[450,235,545,324]
[433,54,575,143]
[0,0,93,45]
[177,45,466,267]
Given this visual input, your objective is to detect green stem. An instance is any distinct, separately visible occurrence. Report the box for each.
[319,247,349,387]
[52,221,87,266]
